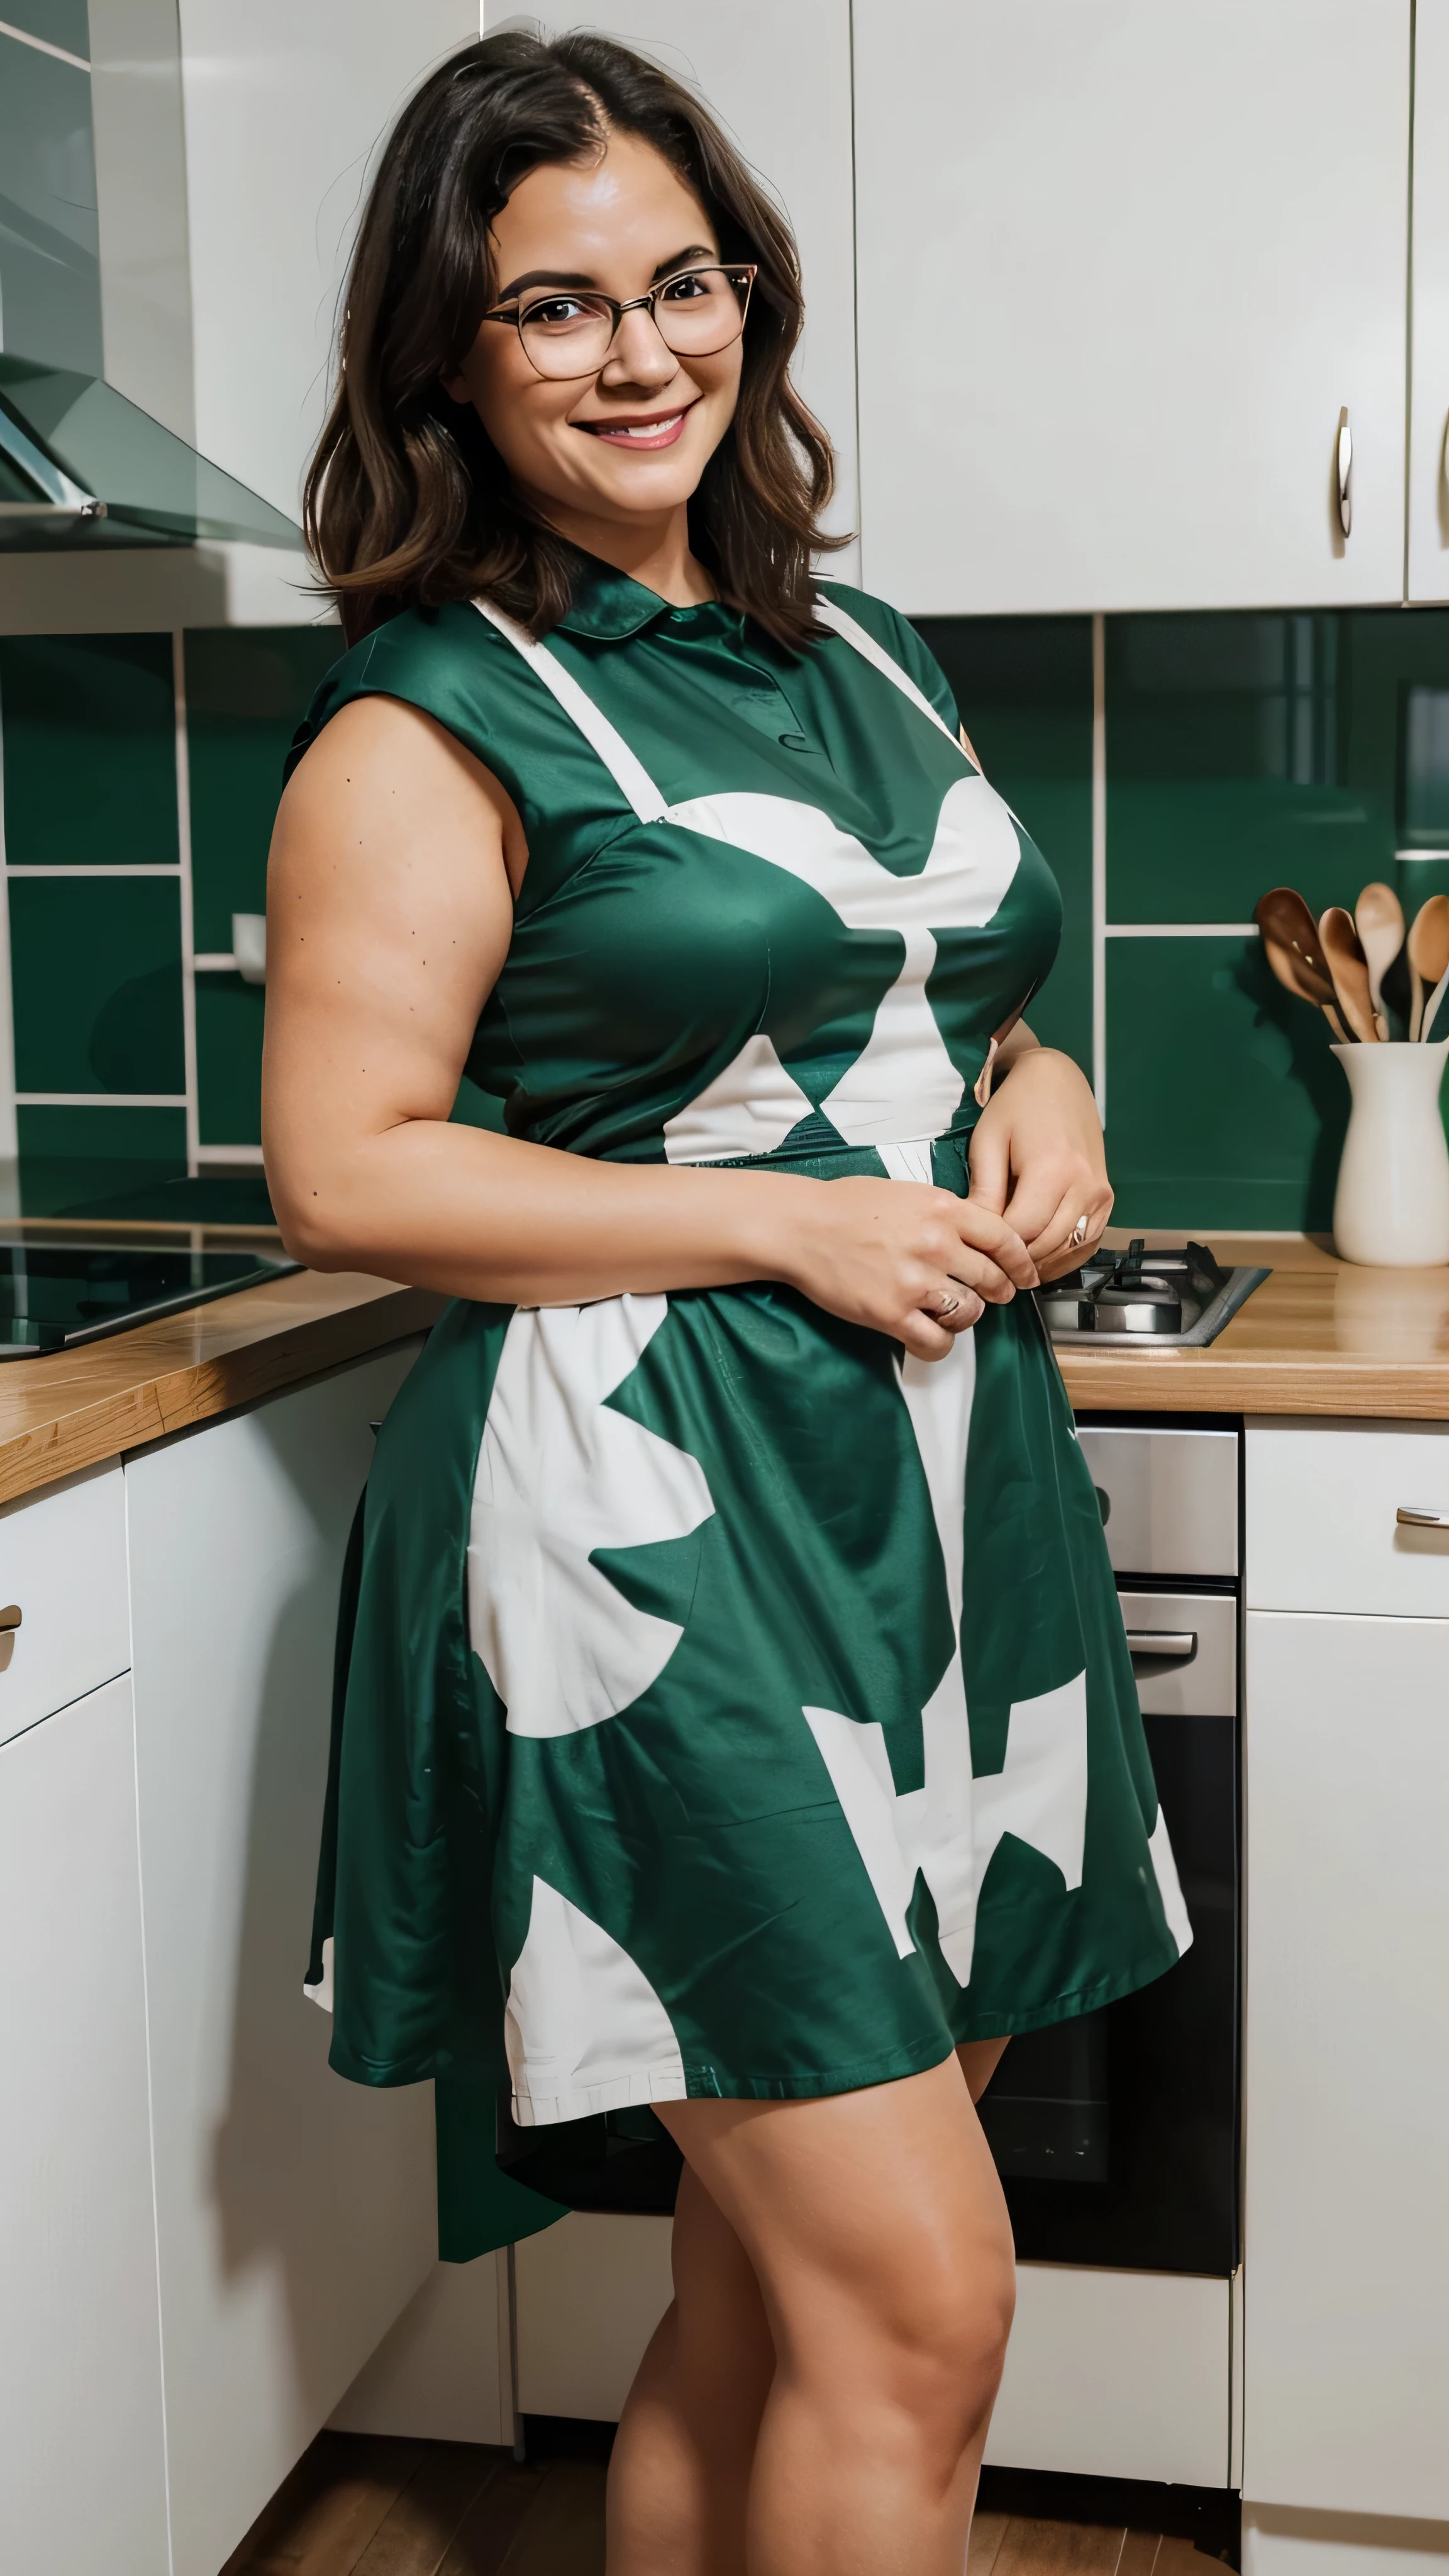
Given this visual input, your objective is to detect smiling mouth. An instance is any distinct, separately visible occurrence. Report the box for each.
[575,403,696,450]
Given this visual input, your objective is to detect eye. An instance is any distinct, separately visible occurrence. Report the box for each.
[660,270,712,303]
[524,293,603,331]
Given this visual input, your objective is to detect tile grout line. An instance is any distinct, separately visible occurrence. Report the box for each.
[1091,611,1107,1124]
[172,633,201,1179]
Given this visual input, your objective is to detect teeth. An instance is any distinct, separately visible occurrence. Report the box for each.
[604,414,682,438]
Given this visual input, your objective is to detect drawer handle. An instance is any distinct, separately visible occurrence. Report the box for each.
[0,1604,20,1633]
[1336,408,1353,537]
[1124,1629,1197,1660]
[1397,1504,1449,1528]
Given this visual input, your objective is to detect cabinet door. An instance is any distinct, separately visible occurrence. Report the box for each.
[1243,1611,1449,2516]
[0,1677,170,2576]
[1409,0,1449,597]
[854,1,1411,614]
[124,1345,437,2576]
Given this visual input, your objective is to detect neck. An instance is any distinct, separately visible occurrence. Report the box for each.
[520,491,716,608]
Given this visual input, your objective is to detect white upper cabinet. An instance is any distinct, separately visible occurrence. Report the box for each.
[853,1,1411,615]
[1409,0,1449,599]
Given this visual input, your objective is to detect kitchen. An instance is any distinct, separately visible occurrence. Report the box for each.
[1,4,1447,2573]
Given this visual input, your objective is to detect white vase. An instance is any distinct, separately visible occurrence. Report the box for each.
[1331,1038,1449,1266]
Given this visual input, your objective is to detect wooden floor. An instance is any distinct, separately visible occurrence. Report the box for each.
[221,2430,1213,2576]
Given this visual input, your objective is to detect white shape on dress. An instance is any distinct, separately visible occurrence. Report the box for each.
[804,1314,1092,1989]
[801,1706,918,1960]
[506,1874,687,2125]
[663,776,1021,1155]
[973,1672,1089,1894]
[469,1294,714,1737]
[1147,1806,1195,1958]
[662,1029,814,1165]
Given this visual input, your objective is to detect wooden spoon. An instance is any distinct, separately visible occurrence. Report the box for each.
[1407,894,1449,1039]
[1355,880,1402,1038]
[1319,906,1381,1043]
[1254,887,1334,990]
[1422,959,1449,1045]
[1262,931,1349,1040]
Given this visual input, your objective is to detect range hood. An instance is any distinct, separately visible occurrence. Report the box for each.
[0,353,303,553]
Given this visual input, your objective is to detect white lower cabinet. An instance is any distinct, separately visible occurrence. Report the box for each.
[513,2213,1229,2484]
[1243,1605,1449,2522]
[0,1677,170,2576]
[124,1346,437,2576]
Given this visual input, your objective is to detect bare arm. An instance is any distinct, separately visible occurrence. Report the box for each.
[261,697,1038,1359]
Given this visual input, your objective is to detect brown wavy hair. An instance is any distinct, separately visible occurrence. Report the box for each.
[305,27,844,650]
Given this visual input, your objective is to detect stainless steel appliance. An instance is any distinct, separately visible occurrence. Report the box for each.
[1038,1239,1269,1348]
[978,1421,1241,2276]
[0,1234,298,1357]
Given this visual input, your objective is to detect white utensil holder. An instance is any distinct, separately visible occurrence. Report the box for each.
[1331,1038,1449,1265]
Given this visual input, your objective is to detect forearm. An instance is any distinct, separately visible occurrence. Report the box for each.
[267,1112,819,1306]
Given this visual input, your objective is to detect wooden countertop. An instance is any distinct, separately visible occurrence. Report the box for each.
[4,1222,1447,1510]
[1058,1230,1449,1420]
[0,1236,444,1506]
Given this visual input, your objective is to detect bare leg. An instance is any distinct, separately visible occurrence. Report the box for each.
[957,2036,1010,2103]
[645,2054,1015,2576]
[607,2158,775,2575]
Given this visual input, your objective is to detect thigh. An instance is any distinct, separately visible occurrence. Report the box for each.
[655,2057,1014,2383]
[670,2156,774,2392]
[957,2036,1009,2104]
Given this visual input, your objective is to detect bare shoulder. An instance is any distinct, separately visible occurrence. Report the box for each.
[275,693,523,883]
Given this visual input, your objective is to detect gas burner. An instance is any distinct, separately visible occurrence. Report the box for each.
[1036,1239,1270,1348]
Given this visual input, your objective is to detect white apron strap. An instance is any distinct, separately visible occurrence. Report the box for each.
[813,587,965,752]
[473,596,670,823]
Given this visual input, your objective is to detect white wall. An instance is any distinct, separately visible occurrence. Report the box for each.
[176,2,482,520]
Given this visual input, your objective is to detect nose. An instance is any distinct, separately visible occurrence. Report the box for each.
[601,302,680,391]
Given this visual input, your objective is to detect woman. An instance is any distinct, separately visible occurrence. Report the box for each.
[265,30,1189,2575]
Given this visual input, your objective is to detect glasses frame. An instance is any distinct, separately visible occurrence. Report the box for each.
[482,262,758,382]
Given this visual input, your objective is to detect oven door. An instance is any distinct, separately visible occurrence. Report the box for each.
[977,1588,1240,2275]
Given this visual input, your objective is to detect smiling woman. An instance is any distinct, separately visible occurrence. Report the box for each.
[304,35,835,647]
[267,29,1177,2576]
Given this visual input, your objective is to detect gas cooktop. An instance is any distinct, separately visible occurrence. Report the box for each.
[0,1236,299,1358]
[1036,1239,1270,1348]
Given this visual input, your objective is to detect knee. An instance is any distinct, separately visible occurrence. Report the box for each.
[836,2227,1014,2487]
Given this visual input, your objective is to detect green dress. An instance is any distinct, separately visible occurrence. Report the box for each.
[296,558,1190,2255]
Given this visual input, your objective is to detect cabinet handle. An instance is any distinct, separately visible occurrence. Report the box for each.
[0,1604,20,1633]
[1124,1629,1197,1660]
[1336,409,1353,538]
[1396,1504,1449,1527]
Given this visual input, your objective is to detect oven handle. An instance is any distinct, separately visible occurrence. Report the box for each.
[1124,1629,1197,1661]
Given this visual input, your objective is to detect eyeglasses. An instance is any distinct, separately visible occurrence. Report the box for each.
[482,262,757,382]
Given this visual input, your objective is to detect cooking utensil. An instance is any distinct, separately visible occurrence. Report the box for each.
[1261,931,1348,1041]
[1254,887,1334,990]
[1354,880,1402,1037]
[1423,960,1449,1045]
[1319,906,1381,1044]
[1408,894,1449,1040]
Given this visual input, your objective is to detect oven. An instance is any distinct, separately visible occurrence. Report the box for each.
[977,1418,1241,2277]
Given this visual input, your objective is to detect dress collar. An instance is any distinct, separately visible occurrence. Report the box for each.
[553,549,738,641]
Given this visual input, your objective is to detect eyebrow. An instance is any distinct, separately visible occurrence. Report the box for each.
[494,243,718,303]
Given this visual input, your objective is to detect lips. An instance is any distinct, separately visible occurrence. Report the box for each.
[575,403,694,450]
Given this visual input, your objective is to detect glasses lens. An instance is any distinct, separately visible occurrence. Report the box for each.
[519,291,616,379]
[655,267,750,355]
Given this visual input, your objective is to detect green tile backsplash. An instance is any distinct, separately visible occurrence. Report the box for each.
[0,633,178,869]
[8,601,1449,1231]
[186,628,341,950]
[10,873,183,1094]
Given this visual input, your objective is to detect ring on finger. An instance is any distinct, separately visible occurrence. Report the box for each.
[935,1291,963,1317]
[1069,1214,1091,1249]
